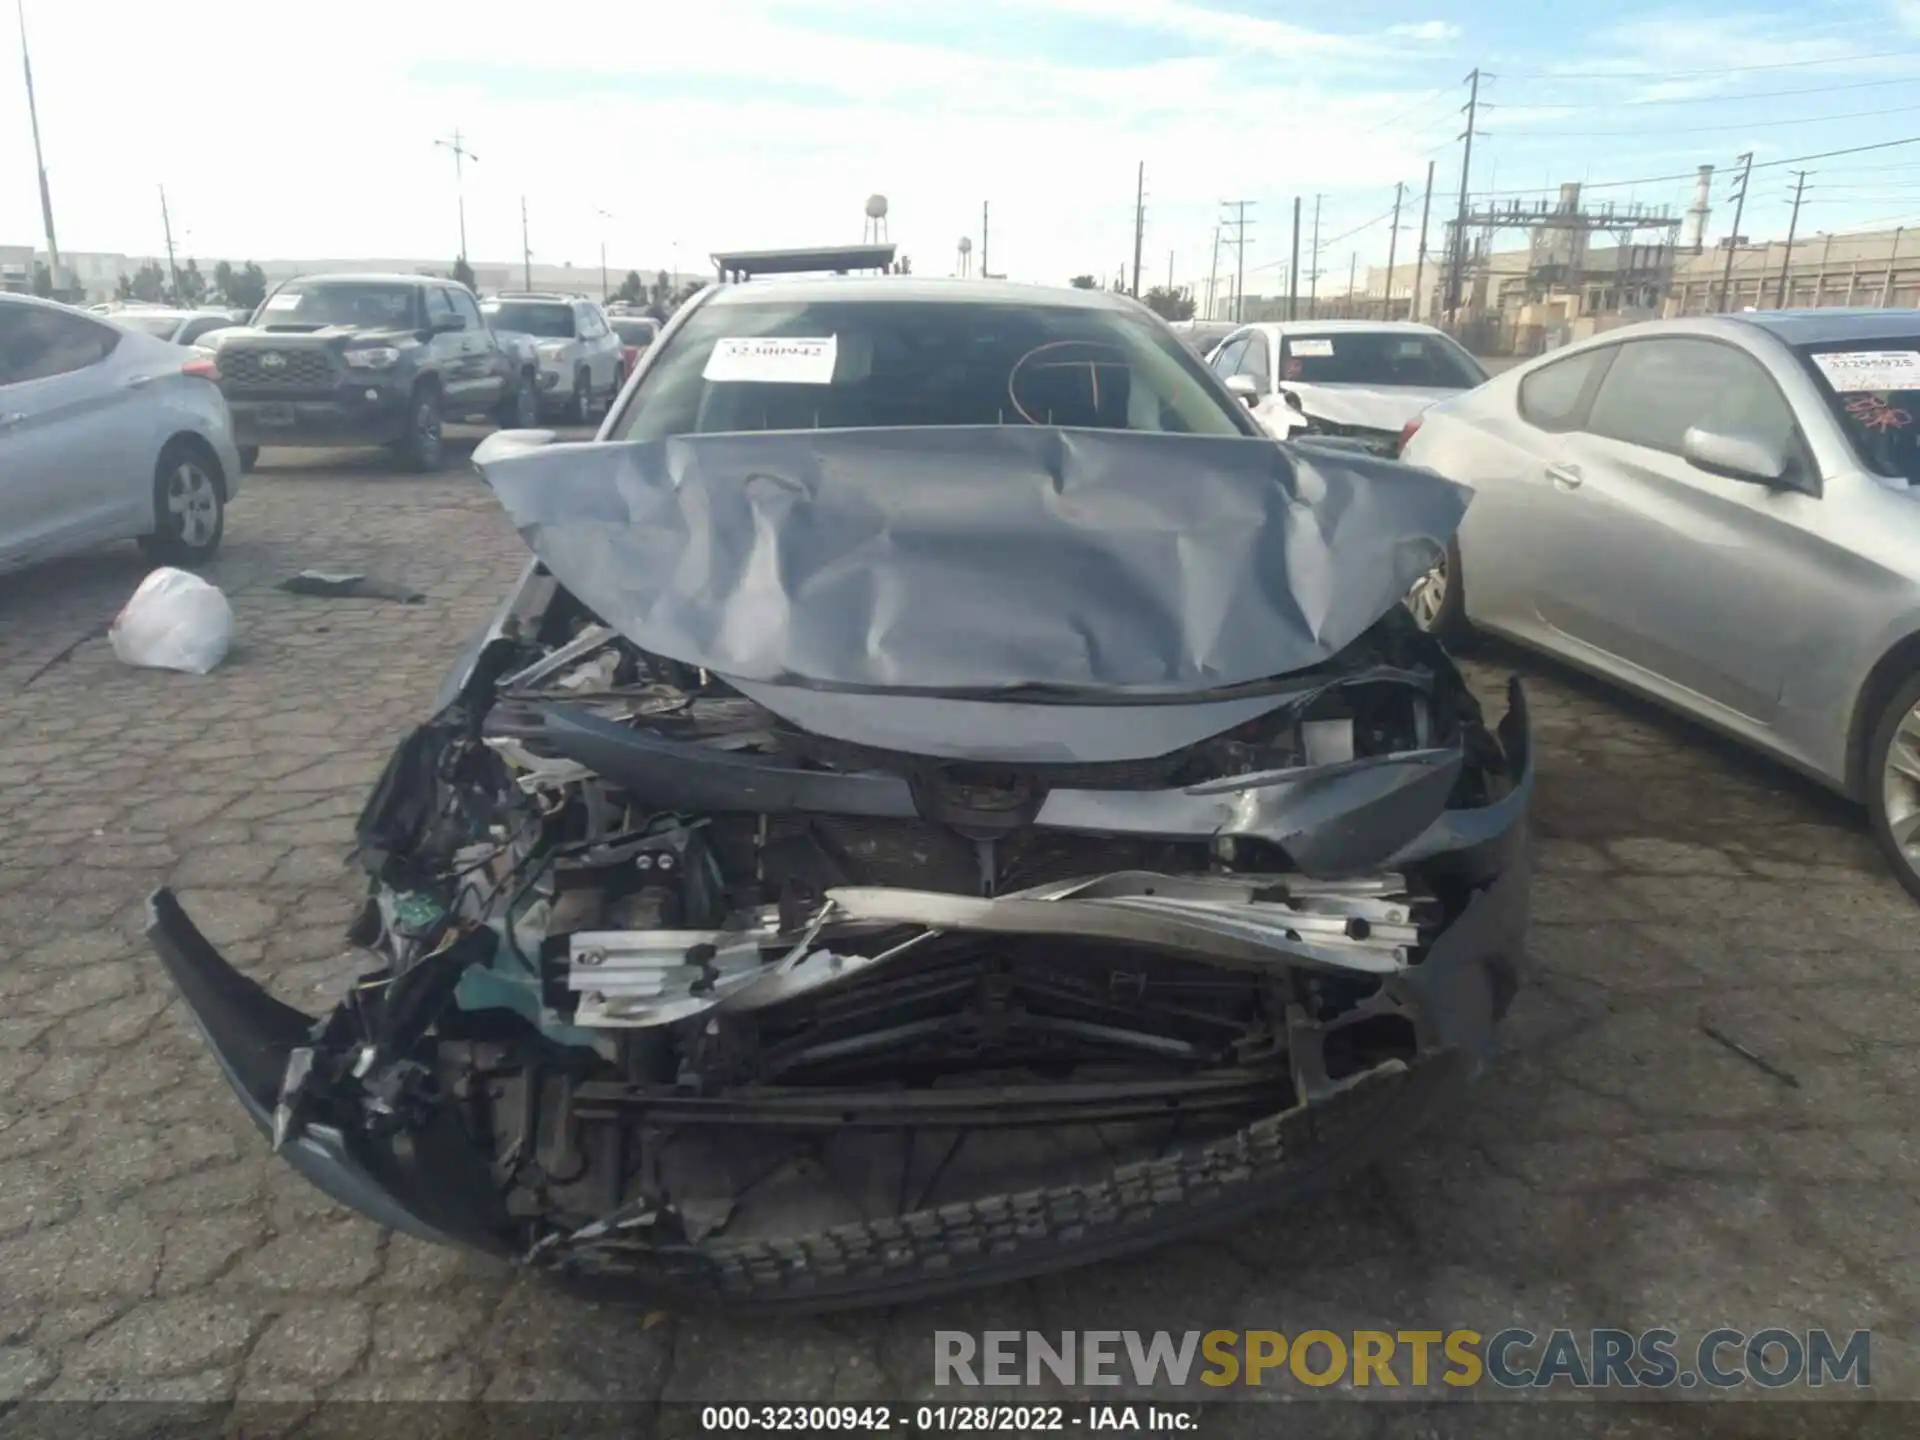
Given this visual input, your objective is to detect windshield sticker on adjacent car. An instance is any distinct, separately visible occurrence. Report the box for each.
[1810,350,1920,393]
[1289,339,1335,357]
[262,292,302,311]
[703,336,838,384]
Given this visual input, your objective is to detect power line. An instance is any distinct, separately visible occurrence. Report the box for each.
[1505,100,1920,140]
[1468,134,1920,202]
[1493,73,1919,110]
[1499,49,1920,81]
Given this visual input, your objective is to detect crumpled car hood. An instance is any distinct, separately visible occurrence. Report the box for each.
[1284,383,1461,433]
[473,425,1468,697]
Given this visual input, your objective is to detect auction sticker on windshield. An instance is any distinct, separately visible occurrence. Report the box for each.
[704,336,838,384]
[1810,350,1920,392]
[263,292,302,311]
[1290,339,1335,357]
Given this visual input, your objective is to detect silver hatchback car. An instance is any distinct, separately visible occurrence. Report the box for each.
[1401,309,1920,897]
[0,294,241,574]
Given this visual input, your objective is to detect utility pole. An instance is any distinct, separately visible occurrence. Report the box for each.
[1288,197,1302,321]
[981,200,990,278]
[434,129,478,261]
[1309,195,1322,310]
[158,185,180,301]
[1775,170,1809,309]
[596,209,614,301]
[19,0,60,292]
[1446,67,1485,320]
[1131,162,1146,298]
[1347,253,1358,317]
[1167,249,1174,293]
[1384,181,1404,321]
[1885,228,1904,306]
[1221,200,1254,324]
[521,196,532,291]
[1411,160,1436,323]
[1717,151,1753,312]
[1206,224,1221,320]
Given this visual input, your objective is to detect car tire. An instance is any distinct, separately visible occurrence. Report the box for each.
[1405,535,1471,645]
[395,388,445,473]
[499,371,539,430]
[237,446,260,475]
[567,370,592,425]
[138,439,226,567]
[1865,670,1920,902]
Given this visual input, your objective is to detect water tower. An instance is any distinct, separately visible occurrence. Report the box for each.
[864,194,889,243]
[957,235,972,278]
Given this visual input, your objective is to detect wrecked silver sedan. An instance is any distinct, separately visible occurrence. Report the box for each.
[147,279,1532,1310]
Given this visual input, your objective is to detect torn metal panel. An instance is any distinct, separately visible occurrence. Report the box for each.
[472,426,1469,696]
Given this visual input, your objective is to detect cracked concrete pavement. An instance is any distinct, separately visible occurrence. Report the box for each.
[0,434,1913,1435]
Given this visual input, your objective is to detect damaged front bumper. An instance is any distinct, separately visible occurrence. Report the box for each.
[143,680,1530,1310]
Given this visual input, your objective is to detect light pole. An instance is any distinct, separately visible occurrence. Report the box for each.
[596,209,615,300]
[19,0,61,292]
[434,129,477,260]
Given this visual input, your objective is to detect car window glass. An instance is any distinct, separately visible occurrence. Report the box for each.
[484,302,575,338]
[1210,335,1248,376]
[612,298,1253,441]
[426,289,458,325]
[1238,333,1271,388]
[450,290,484,329]
[1586,339,1795,456]
[1517,347,1611,432]
[0,305,119,385]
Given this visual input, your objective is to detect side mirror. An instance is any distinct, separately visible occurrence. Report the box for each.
[431,313,466,333]
[1223,374,1260,407]
[1681,425,1792,487]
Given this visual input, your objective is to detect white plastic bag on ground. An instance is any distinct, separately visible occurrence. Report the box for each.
[109,567,233,675]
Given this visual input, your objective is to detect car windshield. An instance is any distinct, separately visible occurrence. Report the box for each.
[612,319,658,346]
[1280,331,1486,388]
[256,282,416,330]
[610,297,1254,441]
[1795,340,1920,484]
[484,302,576,339]
[113,312,187,339]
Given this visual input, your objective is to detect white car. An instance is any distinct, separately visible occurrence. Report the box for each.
[0,293,241,574]
[1207,320,1487,454]
[478,293,625,423]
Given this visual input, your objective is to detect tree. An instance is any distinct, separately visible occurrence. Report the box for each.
[213,260,235,302]
[614,270,645,304]
[128,261,168,302]
[1069,274,1098,289]
[229,262,268,310]
[452,256,477,292]
[116,273,135,300]
[1142,284,1195,321]
[31,263,52,298]
[177,258,207,306]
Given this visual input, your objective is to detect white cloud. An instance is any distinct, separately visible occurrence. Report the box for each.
[1386,21,1462,44]
[0,0,1453,291]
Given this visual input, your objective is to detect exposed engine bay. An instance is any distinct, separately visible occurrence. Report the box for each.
[145,423,1531,1310]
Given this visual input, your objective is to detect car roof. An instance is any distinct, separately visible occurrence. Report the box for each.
[1725,308,1920,346]
[701,275,1147,313]
[283,272,449,287]
[1247,319,1452,337]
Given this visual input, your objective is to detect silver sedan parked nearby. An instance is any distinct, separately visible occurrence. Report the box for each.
[1401,308,1920,897]
[0,294,240,574]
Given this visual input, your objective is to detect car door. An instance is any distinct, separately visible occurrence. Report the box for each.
[577,304,615,389]
[0,304,151,564]
[424,287,479,409]
[449,288,503,408]
[1542,336,1820,723]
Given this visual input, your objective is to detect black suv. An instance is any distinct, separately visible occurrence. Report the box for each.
[202,274,538,472]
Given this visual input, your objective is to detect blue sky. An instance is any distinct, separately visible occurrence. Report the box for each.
[8,0,1920,290]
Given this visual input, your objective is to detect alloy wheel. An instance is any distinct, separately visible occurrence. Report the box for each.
[166,462,220,549]
[1881,701,1920,872]
[1405,551,1449,629]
